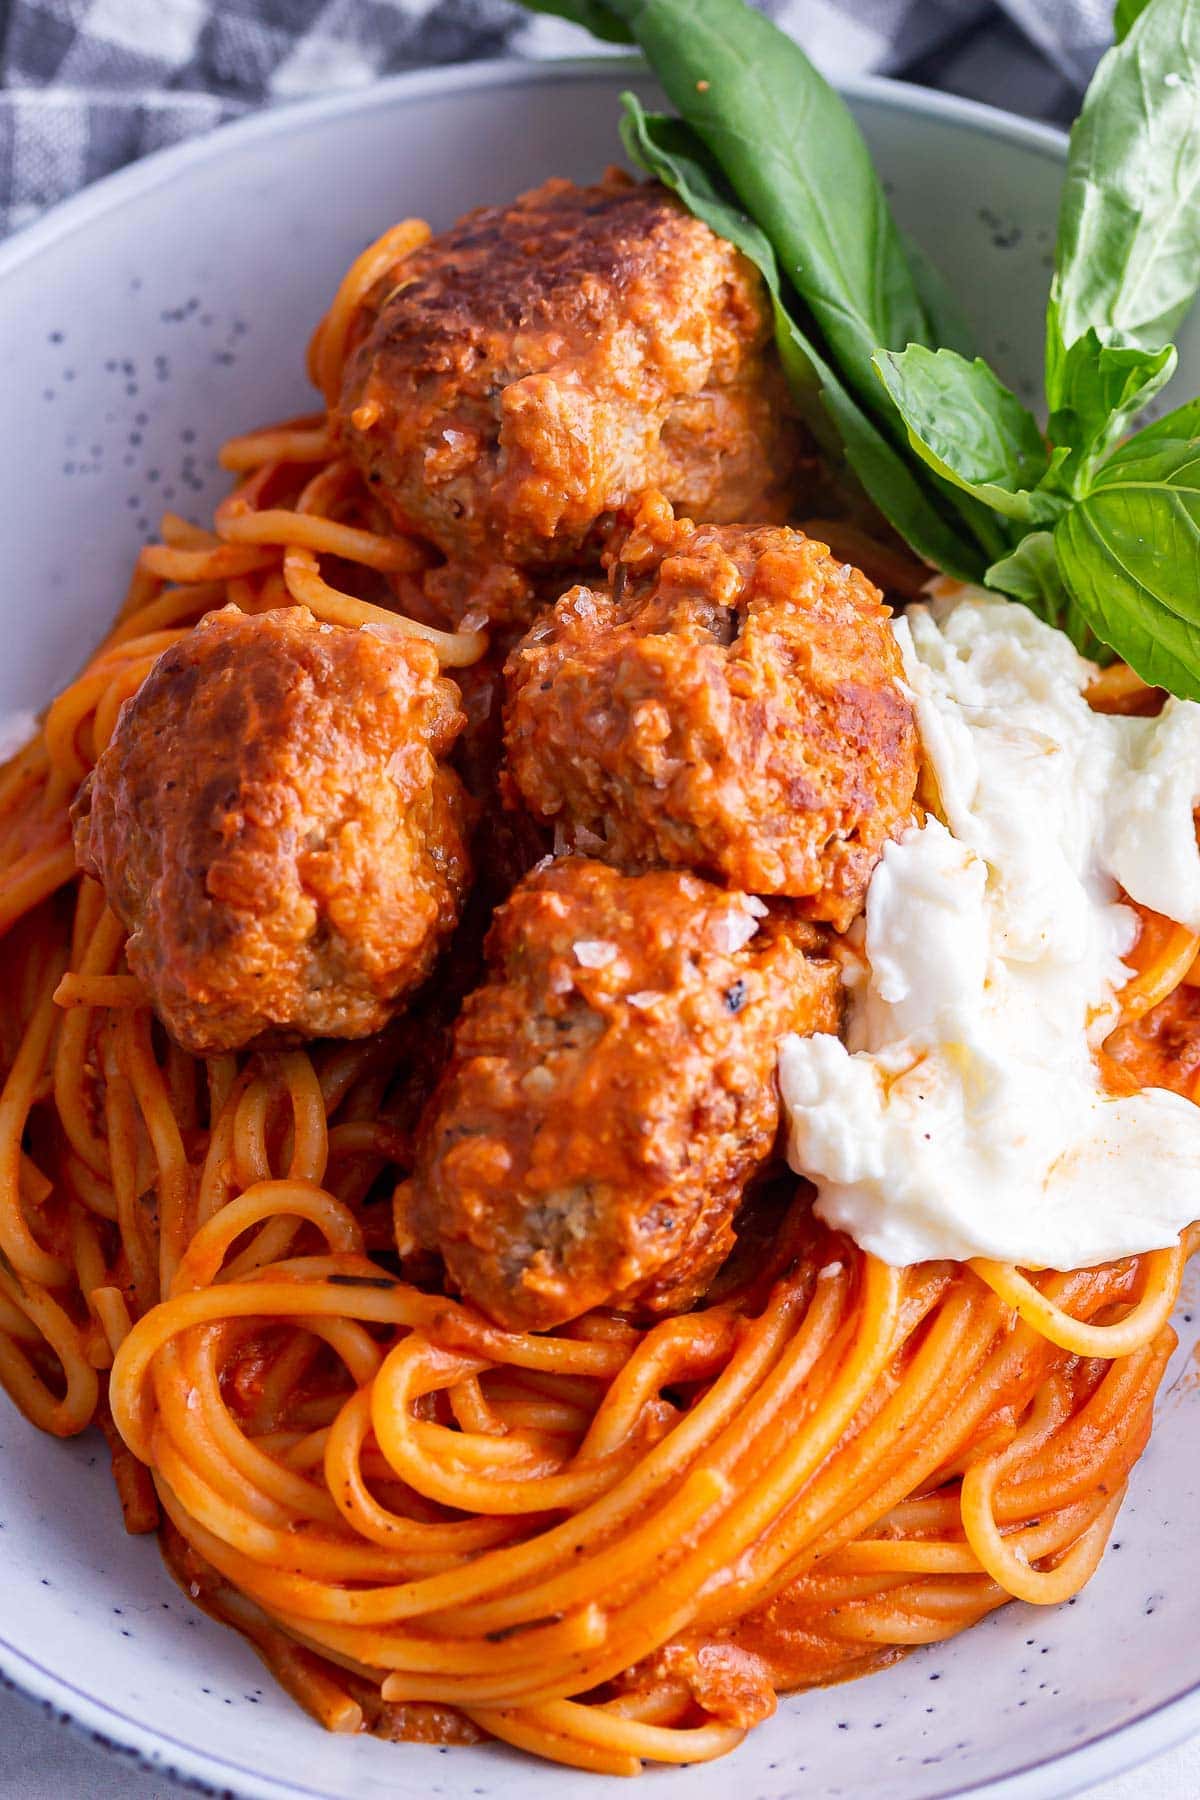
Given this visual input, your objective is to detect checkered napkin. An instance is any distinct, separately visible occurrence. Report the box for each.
[0,0,1117,238]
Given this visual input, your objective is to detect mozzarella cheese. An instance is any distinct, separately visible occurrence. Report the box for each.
[779,587,1200,1268]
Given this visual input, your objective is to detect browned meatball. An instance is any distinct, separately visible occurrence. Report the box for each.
[408,857,840,1331]
[503,507,919,931]
[73,606,471,1055]
[337,173,797,593]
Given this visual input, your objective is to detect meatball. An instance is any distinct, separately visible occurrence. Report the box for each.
[337,172,797,588]
[73,606,471,1055]
[503,509,919,931]
[408,857,841,1331]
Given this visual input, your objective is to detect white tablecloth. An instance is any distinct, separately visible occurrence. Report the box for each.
[1,1679,1197,1797]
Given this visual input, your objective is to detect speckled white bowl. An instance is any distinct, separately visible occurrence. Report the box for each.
[1,59,1199,1800]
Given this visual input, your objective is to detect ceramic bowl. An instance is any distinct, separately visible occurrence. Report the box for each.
[1,57,1199,1800]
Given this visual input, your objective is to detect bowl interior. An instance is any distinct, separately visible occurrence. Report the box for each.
[1,62,1199,1800]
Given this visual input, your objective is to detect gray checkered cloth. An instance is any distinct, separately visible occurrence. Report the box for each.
[0,0,1116,238]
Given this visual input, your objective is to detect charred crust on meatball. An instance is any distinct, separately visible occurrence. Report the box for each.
[335,174,801,614]
[502,505,920,930]
[73,605,472,1055]
[408,857,842,1331]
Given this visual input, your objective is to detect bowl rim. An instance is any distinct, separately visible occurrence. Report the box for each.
[0,54,1069,288]
[1,50,1195,1800]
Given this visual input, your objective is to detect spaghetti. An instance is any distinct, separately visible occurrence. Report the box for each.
[0,222,1196,1777]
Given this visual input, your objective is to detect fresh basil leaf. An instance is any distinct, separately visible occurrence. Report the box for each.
[1113,0,1153,39]
[1051,0,1200,364]
[873,346,1064,523]
[1046,325,1176,487]
[1054,423,1200,695]
[1088,395,1200,517]
[620,99,984,579]
[816,377,989,582]
[1056,509,1200,697]
[985,532,1065,610]
[517,0,634,41]
[985,530,1107,658]
[1100,391,1200,455]
[569,0,938,425]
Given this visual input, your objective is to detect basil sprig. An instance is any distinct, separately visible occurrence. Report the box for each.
[1055,401,1200,695]
[872,348,1067,525]
[1052,0,1200,361]
[527,0,936,412]
[619,102,985,579]
[527,0,1200,697]
[1113,0,1154,31]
